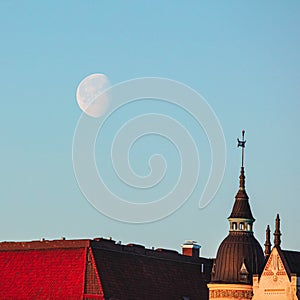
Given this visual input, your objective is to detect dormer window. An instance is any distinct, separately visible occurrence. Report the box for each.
[239,261,249,283]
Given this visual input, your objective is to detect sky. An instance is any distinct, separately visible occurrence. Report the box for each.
[0,1,299,258]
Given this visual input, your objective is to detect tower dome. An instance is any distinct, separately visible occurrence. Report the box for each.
[211,231,264,284]
[211,131,264,285]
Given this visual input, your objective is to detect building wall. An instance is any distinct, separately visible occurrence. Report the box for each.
[252,248,298,300]
[207,283,253,300]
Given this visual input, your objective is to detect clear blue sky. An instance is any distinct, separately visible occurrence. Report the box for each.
[0,1,299,257]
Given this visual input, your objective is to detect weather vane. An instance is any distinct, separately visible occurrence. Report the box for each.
[237,130,246,167]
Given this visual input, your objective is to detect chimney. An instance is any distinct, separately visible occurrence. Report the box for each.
[181,240,201,257]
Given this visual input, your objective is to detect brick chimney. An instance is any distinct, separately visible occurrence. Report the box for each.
[181,240,201,257]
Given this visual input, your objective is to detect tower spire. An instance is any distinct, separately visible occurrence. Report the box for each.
[237,130,246,190]
[274,214,282,248]
[264,225,271,258]
[229,130,254,229]
[237,129,246,167]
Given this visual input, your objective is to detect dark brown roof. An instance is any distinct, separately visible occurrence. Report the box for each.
[229,193,254,220]
[0,238,213,300]
[229,167,254,220]
[211,232,264,284]
[93,247,209,299]
[280,249,300,276]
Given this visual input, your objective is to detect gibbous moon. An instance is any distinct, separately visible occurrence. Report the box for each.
[76,73,110,118]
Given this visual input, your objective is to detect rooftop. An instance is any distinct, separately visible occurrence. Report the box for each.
[0,237,213,300]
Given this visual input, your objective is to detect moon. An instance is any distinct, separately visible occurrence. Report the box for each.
[76,73,110,118]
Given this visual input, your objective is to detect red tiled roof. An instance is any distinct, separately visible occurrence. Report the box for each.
[0,247,87,299]
[0,238,212,299]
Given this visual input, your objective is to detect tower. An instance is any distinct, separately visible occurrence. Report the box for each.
[208,131,265,300]
[264,225,272,259]
[273,213,282,248]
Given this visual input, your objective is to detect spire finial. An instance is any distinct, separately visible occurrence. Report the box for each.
[274,214,282,248]
[237,130,246,167]
[237,130,246,190]
[264,225,271,258]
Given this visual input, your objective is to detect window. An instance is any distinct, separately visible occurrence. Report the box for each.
[239,272,248,282]
[239,222,245,230]
[239,262,249,283]
[201,263,204,273]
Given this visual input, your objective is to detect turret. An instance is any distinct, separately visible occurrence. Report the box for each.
[264,225,271,258]
[228,130,255,233]
[210,131,264,284]
[274,214,282,248]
